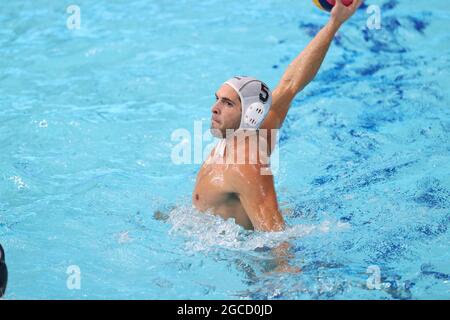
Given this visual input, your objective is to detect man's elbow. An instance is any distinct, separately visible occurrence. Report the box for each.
[275,80,297,97]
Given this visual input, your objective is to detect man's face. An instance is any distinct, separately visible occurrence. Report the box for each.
[210,84,242,138]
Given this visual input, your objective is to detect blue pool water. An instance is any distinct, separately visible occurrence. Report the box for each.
[1,0,449,299]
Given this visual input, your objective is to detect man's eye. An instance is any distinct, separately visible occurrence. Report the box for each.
[227,102,233,107]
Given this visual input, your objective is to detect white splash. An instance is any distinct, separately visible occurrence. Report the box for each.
[9,176,27,190]
[38,120,48,128]
[116,231,132,244]
[167,206,350,253]
[136,160,146,167]
[85,48,103,57]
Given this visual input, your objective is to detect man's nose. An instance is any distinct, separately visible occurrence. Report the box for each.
[211,102,221,115]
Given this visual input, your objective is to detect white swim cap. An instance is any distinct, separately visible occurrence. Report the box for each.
[224,76,272,130]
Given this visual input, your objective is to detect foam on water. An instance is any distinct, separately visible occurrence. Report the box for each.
[168,206,350,253]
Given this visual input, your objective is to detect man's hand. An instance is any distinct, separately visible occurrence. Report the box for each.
[331,0,363,26]
[265,242,302,275]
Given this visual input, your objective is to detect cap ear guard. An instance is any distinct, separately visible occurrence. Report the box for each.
[244,102,267,127]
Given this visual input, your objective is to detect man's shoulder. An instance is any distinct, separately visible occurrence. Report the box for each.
[225,162,272,187]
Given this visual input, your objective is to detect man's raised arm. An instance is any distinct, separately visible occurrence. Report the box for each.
[261,0,362,130]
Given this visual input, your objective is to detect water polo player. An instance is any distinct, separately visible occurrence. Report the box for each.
[193,0,362,232]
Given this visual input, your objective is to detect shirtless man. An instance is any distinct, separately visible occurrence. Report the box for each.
[193,0,362,232]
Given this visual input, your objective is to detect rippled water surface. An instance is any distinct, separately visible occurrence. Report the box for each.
[0,0,449,299]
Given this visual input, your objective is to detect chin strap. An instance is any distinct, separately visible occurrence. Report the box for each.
[206,138,228,164]
[210,129,256,163]
[212,138,227,160]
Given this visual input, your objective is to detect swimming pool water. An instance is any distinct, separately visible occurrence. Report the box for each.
[0,0,449,299]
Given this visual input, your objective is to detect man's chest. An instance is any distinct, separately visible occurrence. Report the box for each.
[193,164,234,209]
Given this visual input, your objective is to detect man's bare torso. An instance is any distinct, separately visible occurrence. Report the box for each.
[192,146,255,230]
